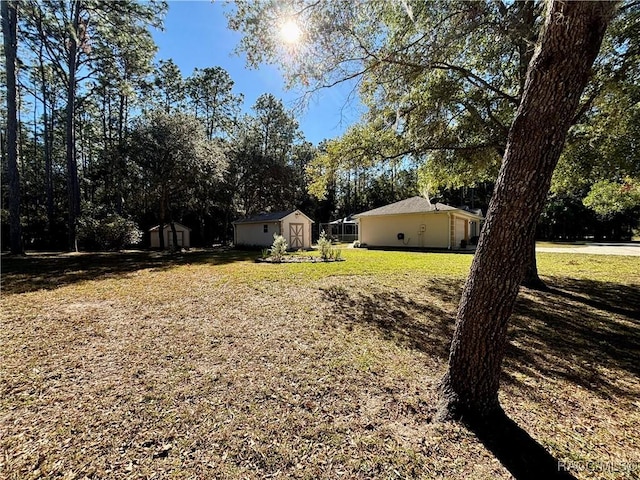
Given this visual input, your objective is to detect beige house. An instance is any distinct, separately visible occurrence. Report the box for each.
[149,222,192,248]
[233,210,314,249]
[354,196,483,250]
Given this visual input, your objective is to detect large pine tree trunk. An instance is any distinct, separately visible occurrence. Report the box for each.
[2,0,23,254]
[437,0,617,421]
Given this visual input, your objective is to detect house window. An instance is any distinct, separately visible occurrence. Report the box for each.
[263,224,268,233]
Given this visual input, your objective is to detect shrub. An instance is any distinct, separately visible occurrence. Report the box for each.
[269,233,288,262]
[78,214,143,251]
[317,230,333,260]
[317,230,343,261]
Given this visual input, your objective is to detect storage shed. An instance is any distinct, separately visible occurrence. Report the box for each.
[354,196,483,250]
[149,222,192,248]
[233,210,314,249]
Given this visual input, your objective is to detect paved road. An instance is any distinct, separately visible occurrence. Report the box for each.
[536,243,640,256]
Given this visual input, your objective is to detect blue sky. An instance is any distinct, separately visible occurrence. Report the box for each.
[151,1,362,145]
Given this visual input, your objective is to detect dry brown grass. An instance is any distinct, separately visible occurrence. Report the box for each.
[1,249,638,479]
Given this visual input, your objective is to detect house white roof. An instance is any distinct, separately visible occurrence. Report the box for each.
[354,196,483,219]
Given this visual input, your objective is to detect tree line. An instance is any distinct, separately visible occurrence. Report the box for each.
[0,1,319,252]
[0,0,453,253]
[2,1,639,256]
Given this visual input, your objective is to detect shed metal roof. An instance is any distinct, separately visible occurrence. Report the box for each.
[233,210,314,224]
[149,222,192,232]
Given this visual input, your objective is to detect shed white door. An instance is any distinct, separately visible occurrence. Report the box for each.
[289,223,304,249]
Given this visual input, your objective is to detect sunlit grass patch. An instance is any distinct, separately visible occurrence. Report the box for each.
[537,252,640,283]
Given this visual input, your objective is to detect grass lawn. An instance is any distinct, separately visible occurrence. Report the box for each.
[1,248,639,479]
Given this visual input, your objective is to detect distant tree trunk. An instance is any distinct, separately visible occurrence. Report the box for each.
[170,220,179,252]
[38,44,55,243]
[158,188,167,250]
[118,91,126,145]
[437,0,617,421]
[2,0,23,254]
[157,223,165,250]
[65,1,82,251]
[521,236,547,290]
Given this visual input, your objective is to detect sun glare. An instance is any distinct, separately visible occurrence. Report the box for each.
[279,19,302,44]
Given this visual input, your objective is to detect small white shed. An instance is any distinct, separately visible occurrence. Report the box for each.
[149,222,192,248]
[233,210,314,249]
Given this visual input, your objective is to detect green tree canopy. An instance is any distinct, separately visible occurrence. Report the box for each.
[583,178,640,218]
[229,0,638,207]
[227,94,309,216]
[128,110,226,249]
[186,66,243,139]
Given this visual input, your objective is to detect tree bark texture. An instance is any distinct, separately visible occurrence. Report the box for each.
[437,0,617,420]
[2,0,23,254]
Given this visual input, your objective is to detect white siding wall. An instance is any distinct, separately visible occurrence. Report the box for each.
[359,213,451,248]
[235,222,281,247]
[234,211,313,249]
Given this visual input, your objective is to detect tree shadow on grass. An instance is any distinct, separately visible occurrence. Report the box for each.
[547,278,639,321]
[506,277,640,401]
[319,276,638,479]
[465,411,577,480]
[320,279,459,360]
[0,248,256,295]
[320,276,640,392]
